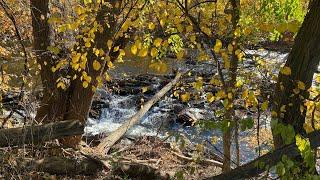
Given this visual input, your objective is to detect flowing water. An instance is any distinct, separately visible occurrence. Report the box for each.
[84,49,296,166]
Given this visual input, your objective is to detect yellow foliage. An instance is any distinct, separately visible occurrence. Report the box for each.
[138,48,148,57]
[154,38,162,47]
[180,92,191,102]
[131,44,138,55]
[150,48,158,58]
[280,66,292,76]
[93,60,101,71]
[214,39,222,53]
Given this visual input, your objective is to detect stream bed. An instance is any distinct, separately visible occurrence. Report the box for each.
[84,49,318,170]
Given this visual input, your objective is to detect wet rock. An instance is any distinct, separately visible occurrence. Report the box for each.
[176,108,207,126]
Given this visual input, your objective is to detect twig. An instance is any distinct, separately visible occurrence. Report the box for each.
[171,151,223,168]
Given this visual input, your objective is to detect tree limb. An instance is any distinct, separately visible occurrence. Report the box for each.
[205,130,320,180]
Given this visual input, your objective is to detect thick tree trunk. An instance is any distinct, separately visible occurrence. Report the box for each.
[272,0,320,148]
[31,1,131,146]
[30,0,68,123]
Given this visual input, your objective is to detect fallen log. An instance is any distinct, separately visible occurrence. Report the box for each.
[206,130,320,180]
[113,162,170,180]
[24,156,103,175]
[96,72,184,154]
[0,120,84,147]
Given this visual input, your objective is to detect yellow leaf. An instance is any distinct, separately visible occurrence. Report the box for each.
[57,81,66,90]
[297,81,305,90]
[190,35,196,42]
[105,73,112,82]
[193,79,203,91]
[280,66,291,76]
[142,86,149,93]
[210,78,221,86]
[180,92,191,102]
[107,40,113,50]
[131,44,138,55]
[138,48,148,57]
[150,48,158,58]
[83,81,89,88]
[186,25,193,32]
[107,60,115,69]
[303,123,314,133]
[51,66,57,73]
[154,38,162,47]
[315,75,320,83]
[85,42,91,48]
[148,22,155,30]
[119,49,126,56]
[216,90,226,100]
[227,44,233,53]
[207,92,215,103]
[176,50,184,60]
[261,101,269,111]
[221,52,230,69]
[93,60,101,71]
[113,46,119,52]
[176,24,184,33]
[214,39,222,53]
[235,80,243,87]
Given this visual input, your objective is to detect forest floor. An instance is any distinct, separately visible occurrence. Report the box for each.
[0,135,222,179]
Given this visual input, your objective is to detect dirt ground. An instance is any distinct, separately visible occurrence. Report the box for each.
[0,136,222,179]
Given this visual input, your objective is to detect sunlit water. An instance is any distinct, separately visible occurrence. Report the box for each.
[85,49,319,170]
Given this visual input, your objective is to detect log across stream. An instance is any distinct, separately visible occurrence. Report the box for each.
[85,49,298,166]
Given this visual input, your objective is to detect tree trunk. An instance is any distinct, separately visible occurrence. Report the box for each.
[30,1,131,146]
[272,0,320,148]
[222,0,240,172]
[30,0,68,123]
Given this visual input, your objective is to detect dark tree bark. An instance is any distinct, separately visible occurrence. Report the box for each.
[31,0,68,123]
[272,0,320,148]
[222,0,240,172]
[30,1,132,146]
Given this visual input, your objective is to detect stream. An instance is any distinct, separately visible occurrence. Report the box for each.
[85,48,296,167]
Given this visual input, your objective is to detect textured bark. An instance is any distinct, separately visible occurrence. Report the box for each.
[30,0,68,123]
[222,0,240,172]
[30,1,132,146]
[206,130,320,180]
[272,0,320,148]
[0,120,83,147]
[25,156,103,175]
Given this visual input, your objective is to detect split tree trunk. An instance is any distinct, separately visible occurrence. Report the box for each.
[30,1,131,146]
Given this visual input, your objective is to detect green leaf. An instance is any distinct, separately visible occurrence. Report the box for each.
[47,46,60,55]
